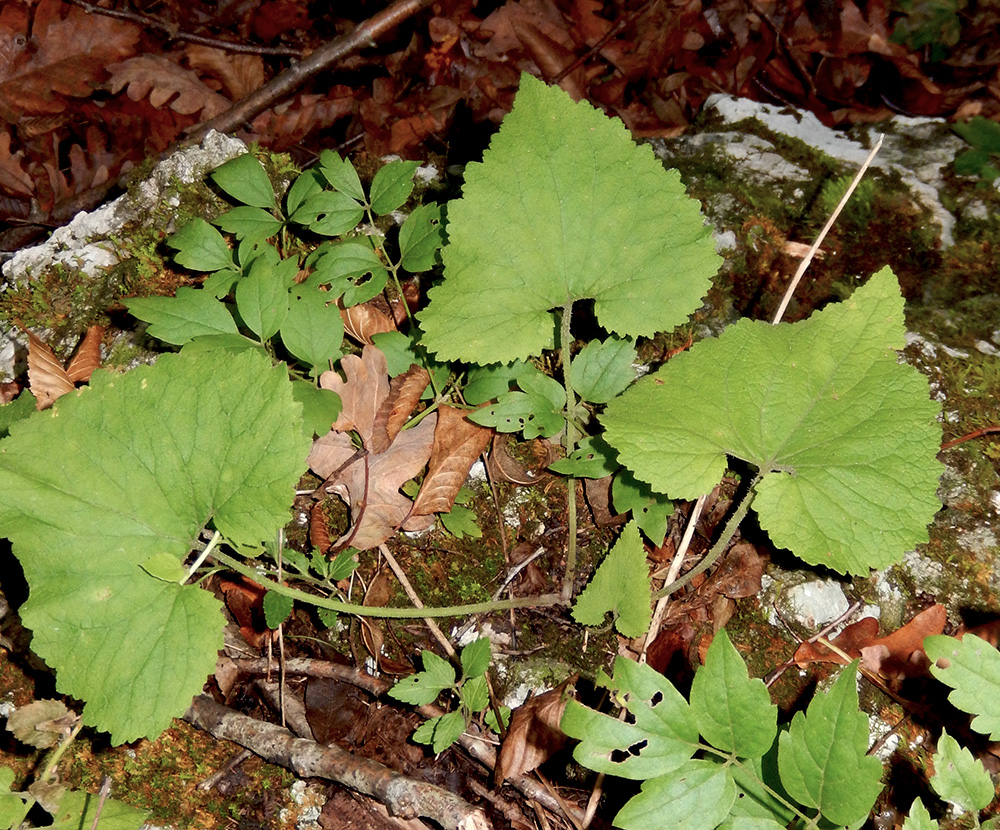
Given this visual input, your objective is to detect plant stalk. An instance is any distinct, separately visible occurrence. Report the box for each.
[651,472,763,600]
[211,548,564,618]
[560,297,578,602]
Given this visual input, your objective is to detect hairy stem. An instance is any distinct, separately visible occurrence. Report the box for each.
[560,297,578,602]
[211,548,564,618]
[651,472,763,600]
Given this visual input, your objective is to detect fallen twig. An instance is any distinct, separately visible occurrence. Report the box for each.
[184,694,490,830]
[184,0,436,143]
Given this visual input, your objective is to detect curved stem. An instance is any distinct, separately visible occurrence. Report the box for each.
[560,298,578,602]
[651,472,762,600]
[211,548,564,618]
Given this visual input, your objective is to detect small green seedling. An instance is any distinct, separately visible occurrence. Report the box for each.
[952,116,1000,183]
[388,638,509,753]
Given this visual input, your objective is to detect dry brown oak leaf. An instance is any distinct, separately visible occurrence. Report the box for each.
[308,345,437,550]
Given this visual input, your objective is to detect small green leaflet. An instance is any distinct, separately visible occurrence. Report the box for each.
[419,73,719,365]
[399,203,444,272]
[925,633,1000,739]
[236,255,289,340]
[776,663,883,825]
[370,160,417,215]
[602,268,943,574]
[166,218,234,272]
[902,798,939,830]
[211,153,276,209]
[561,656,699,780]
[126,286,238,345]
[215,206,283,243]
[413,710,466,754]
[690,629,776,758]
[440,504,482,538]
[929,729,994,813]
[612,469,672,547]
[571,337,637,404]
[263,590,294,629]
[389,650,456,706]
[572,521,651,637]
[291,190,364,236]
[0,350,310,743]
[0,767,31,830]
[615,760,737,830]
[549,435,618,478]
[280,284,344,373]
[460,637,491,678]
[318,150,366,203]
[291,381,342,437]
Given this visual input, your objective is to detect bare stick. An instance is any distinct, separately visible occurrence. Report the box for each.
[185,695,490,830]
[379,543,456,659]
[185,0,435,143]
[87,776,112,830]
[771,134,885,326]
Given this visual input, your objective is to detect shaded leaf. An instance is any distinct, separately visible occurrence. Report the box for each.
[777,663,883,825]
[572,520,651,637]
[616,759,737,830]
[497,678,573,781]
[902,798,939,830]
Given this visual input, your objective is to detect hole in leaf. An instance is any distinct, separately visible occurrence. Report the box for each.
[650,691,663,706]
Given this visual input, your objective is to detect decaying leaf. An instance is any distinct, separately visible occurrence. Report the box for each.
[412,406,493,517]
[496,676,575,782]
[372,365,430,454]
[185,44,265,100]
[106,54,231,118]
[26,325,103,409]
[340,299,397,345]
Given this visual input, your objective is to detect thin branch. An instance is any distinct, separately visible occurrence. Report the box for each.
[64,0,302,56]
[185,695,490,830]
[184,0,436,143]
[771,134,885,325]
[379,543,456,659]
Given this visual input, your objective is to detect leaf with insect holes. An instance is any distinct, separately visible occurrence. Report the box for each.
[572,520,651,637]
[399,203,444,272]
[211,153,276,209]
[291,190,364,236]
[561,656,699,780]
[777,663,883,825]
[925,634,1000,740]
[126,286,239,345]
[929,729,994,812]
[419,73,718,365]
[0,349,309,744]
[602,268,942,575]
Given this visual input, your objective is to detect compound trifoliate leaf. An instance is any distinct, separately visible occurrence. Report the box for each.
[413,710,466,754]
[0,349,310,744]
[389,650,456,706]
[929,729,994,812]
[561,656,698,780]
[925,634,1000,739]
[572,520,652,637]
[690,629,776,758]
[777,664,883,825]
[419,73,718,365]
[615,760,736,830]
[211,153,276,209]
[603,268,942,574]
[126,286,238,345]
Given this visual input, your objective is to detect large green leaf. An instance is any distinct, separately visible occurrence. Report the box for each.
[602,268,942,574]
[690,629,776,758]
[126,286,238,345]
[0,350,310,743]
[419,73,719,365]
[777,664,883,825]
[925,634,1000,739]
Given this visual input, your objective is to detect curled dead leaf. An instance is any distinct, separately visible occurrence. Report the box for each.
[26,325,103,409]
[497,675,576,782]
[411,405,493,517]
[340,300,397,345]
